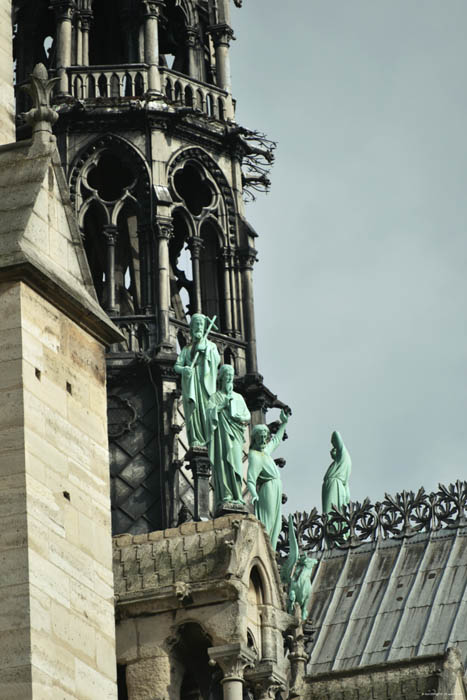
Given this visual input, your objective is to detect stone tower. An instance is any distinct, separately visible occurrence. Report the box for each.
[0,6,122,690]
[0,0,14,144]
[13,0,281,536]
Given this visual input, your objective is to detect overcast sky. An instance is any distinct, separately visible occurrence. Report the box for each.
[230,1,467,515]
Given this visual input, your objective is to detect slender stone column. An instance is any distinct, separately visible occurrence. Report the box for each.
[217,0,231,26]
[142,0,163,95]
[81,11,92,66]
[103,225,118,315]
[185,447,211,521]
[187,235,203,314]
[186,26,199,80]
[208,644,256,700]
[238,248,258,373]
[221,248,233,333]
[75,13,82,65]
[156,217,173,348]
[244,663,287,700]
[51,0,75,95]
[229,252,240,337]
[210,25,234,92]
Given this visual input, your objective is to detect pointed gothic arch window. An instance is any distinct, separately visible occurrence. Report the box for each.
[246,567,264,661]
[199,220,223,324]
[71,138,152,318]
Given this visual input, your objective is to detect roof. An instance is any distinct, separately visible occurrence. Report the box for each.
[306,526,467,675]
[0,137,121,344]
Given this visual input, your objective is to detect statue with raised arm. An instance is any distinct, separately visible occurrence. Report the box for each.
[206,365,251,511]
[322,430,351,515]
[281,514,318,621]
[174,314,220,447]
[247,409,289,550]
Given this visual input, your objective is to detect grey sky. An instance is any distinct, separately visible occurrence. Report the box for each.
[230,1,467,514]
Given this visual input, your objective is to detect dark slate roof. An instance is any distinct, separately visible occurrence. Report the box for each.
[306,526,467,675]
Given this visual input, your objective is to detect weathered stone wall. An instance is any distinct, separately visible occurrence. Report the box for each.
[0,280,117,699]
[114,516,294,700]
[304,656,450,700]
[0,0,14,145]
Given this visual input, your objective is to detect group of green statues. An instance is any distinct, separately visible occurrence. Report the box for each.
[174,313,352,556]
[174,313,288,549]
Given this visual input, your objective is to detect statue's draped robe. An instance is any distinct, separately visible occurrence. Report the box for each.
[175,341,220,446]
[322,443,351,514]
[247,432,283,550]
[206,391,251,507]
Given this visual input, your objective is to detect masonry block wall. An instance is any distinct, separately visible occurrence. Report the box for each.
[0,0,14,146]
[0,280,117,699]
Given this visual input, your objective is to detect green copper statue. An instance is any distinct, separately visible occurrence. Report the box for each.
[322,430,351,514]
[206,365,251,510]
[281,514,318,620]
[247,409,289,550]
[174,314,220,447]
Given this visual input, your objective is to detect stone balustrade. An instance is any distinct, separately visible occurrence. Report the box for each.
[160,67,231,121]
[67,64,149,99]
[65,65,233,120]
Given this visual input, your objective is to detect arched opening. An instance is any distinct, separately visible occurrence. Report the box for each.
[74,140,152,317]
[90,0,140,65]
[185,85,194,107]
[98,73,108,97]
[246,567,264,661]
[13,0,55,109]
[87,73,96,98]
[170,210,193,320]
[218,97,225,121]
[110,72,120,97]
[115,201,140,315]
[174,81,183,103]
[117,664,128,700]
[173,623,220,700]
[134,72,145,96]
[166,78,173,101]
[83,200,108,306]
[158,0,188,75]
[199,220,223,326]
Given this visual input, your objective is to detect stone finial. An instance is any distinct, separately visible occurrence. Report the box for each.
[22,63,60,145]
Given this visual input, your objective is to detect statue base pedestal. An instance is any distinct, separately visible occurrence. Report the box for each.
[185,447,211,522]
[215,502,249,518]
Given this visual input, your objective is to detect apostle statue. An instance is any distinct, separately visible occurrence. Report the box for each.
[174,314,220,447]
[206,364,251,510]
[322,430,351,515]
[247,409,289,550]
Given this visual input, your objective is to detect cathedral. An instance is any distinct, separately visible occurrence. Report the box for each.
[0,1,466,698]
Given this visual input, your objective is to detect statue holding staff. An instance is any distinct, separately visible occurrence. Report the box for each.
[247,409,289,550]
[322,430,351,515]
[174,314,220,447]
[206,364,251,510]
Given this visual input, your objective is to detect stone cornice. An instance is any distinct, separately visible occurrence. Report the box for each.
[0,261,121,346]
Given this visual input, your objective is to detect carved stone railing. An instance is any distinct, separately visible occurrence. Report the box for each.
[67,64,149,99]
[65,65,232,121]
[277,481,467,554]
[110,315,157,353]
[160,67,231,121]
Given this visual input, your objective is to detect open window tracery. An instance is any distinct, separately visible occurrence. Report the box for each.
[169,156,228,328]
[70,136,152,321]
